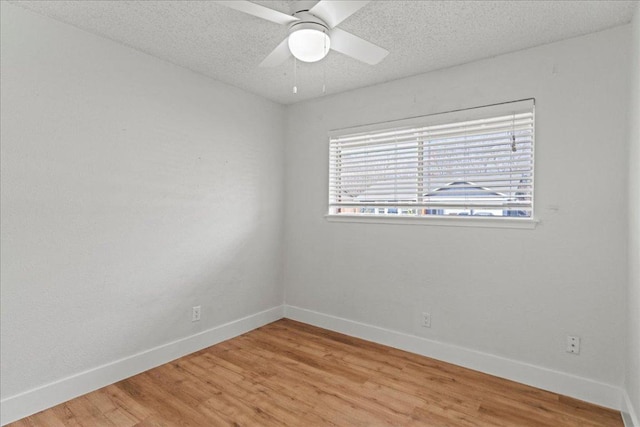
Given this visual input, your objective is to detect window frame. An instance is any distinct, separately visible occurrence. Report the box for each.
[326,99,538,229]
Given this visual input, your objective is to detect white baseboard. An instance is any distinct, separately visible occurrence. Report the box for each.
[0,305,284,426]
[622,389,640,427]
[284,304,623,411]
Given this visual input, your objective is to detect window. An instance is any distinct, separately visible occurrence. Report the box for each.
[328,99,535,221]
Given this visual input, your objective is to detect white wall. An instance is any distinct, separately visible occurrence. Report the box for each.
[0,1,284,402]
[626,4,640,425]
[284,26,630,390]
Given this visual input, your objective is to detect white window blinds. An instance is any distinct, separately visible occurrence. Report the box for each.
[328,99,534,219]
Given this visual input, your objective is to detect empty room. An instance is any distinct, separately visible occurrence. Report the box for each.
[1,0,639,425]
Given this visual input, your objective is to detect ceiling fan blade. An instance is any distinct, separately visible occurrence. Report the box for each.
[259,38,292,67]
[309,0,370,28]
[329,28,388,65]
[214,1,298,26]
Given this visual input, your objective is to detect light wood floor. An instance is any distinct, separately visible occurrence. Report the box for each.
[9,319,623,426]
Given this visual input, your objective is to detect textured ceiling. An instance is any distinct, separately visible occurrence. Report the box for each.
[10,0,638,105]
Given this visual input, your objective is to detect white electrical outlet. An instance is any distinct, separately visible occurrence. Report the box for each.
[422,312,431,328]
[566,335,580,354]
[192,306,201,322]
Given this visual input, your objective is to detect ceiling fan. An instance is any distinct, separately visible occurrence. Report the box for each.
[215,0,389,67]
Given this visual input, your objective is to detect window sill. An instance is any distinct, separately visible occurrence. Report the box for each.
[325,214,539,229]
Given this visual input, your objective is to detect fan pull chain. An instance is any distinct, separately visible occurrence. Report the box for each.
[293,58,298,94]
[322,62,327,94]
[322,33,327,94]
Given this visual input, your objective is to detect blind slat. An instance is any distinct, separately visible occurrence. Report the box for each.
[335,202,530,210]
[331,166,533,181]
[331,134,533,155]
[332,157,533,173]
[332,151,532,169]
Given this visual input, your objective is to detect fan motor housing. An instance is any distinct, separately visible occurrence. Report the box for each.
[289,21,329,36]
[289,11,329,32]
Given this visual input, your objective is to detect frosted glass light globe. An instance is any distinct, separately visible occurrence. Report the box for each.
[288,28,330,63]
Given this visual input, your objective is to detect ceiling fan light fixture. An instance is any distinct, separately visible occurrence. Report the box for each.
[288,22,331,63]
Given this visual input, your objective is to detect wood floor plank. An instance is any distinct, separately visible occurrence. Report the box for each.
[48,405,83,427]
[8,319,623,426]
